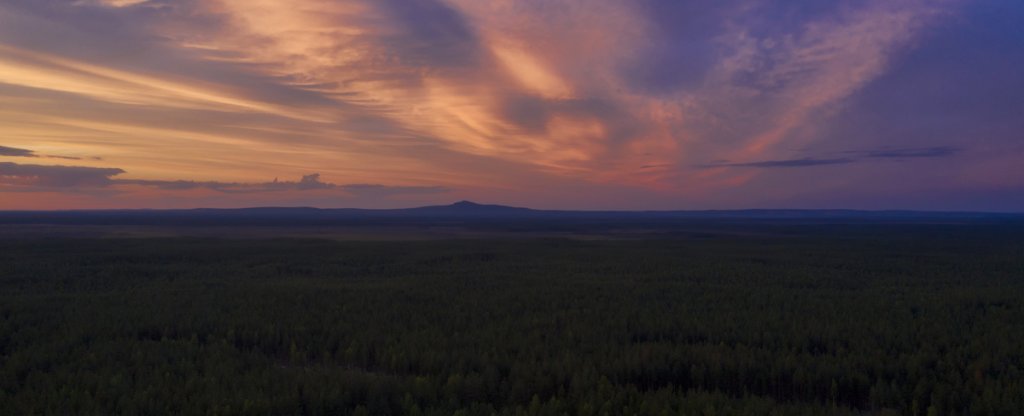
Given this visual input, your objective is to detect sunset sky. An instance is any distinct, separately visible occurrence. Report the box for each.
[1,0,1022,210]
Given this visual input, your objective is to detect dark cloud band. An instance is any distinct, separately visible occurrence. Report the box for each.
[0,146,37,158]
[704,146,963,169]
[0,162,449,196]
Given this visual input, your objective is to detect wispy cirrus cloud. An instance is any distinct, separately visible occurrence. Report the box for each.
[675,0,964,169]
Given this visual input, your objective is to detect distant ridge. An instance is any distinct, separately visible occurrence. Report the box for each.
[0,201,1021,226]
[404,200,534,216]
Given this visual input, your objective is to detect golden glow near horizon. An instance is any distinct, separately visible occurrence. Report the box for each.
[2,0,1020,210]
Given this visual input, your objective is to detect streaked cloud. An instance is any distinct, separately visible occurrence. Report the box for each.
[702,158,856,169]
[0,145,36,157]
[121,174,449,196]
[0,161,124,188]
[703,146,963,169]
[0,161,448,199]
[0,159,450,210]
[861,146,962,159]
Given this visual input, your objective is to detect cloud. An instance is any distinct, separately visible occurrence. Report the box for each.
[373,0,482,68]
[0,145,37,157]
[702,158,855,169]
[121,175,450,196]
[0,145,96,161]
[0,161,124,187]
[704,146,963,169]
[861,146,961,159]
[0,161,450,196]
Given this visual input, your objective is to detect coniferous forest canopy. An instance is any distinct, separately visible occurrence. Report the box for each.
[1,222,1023,415]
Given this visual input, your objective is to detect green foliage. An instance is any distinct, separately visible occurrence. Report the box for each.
[1,226,1022,415]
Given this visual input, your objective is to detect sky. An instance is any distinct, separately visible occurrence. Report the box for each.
[1,0,1022,211]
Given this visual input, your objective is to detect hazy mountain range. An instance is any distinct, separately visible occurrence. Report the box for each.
[1,201,1021,226]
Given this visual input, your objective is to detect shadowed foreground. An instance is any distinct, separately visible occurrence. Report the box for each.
[1,225,1022,415]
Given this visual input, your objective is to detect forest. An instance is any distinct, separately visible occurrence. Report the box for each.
[1,223,1022,415]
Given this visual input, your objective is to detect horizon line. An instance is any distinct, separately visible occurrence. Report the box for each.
[1,201,1022,215]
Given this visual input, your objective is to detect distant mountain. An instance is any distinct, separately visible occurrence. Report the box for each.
[401,200,535,216]
[0,201,1021,226]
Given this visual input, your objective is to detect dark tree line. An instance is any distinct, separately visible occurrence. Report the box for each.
[1,224,1023,415]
